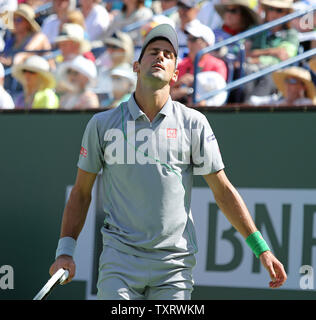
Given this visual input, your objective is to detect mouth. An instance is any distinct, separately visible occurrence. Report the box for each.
[152,63,165,71]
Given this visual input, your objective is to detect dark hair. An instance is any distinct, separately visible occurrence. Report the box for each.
[240,7,256,30]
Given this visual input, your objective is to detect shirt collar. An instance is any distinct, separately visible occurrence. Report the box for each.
[127,93,173,120]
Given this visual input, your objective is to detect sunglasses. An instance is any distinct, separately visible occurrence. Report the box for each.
[67,69,79,76]
[22,69,37,75]
[177,3,191,10]
[187,36,200,43]
[266,6,287,14]
[285,78,302,85]
[225,7,241,14]
[14,17,24,23]
[106,44,121,50]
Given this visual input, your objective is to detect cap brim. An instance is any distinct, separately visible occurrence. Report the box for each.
[12,64,55,89]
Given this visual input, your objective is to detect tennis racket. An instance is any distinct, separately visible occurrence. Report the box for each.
[33,268,69,300]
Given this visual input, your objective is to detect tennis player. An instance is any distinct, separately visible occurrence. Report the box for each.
[49,24,287,300]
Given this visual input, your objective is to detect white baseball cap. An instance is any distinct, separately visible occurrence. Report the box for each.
[185,19,215,46]
[59,55,97,82]
[196,71,227,106]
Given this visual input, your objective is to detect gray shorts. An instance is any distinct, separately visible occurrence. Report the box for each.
[97,245,196,300]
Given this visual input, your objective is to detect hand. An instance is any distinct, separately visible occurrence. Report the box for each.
[49,255,76,285]
[260,251,287,288]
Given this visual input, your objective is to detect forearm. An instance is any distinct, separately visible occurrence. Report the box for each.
[211,177,257,238]
[60,186,92,240]
[250,47,288,60]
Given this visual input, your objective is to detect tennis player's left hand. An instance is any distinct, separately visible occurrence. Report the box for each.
[259,251,287,288]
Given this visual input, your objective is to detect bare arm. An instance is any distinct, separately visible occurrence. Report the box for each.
[49,168,97,282]
[203,170,287,288]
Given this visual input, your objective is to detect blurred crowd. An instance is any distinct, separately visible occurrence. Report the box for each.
[0,0,316,110]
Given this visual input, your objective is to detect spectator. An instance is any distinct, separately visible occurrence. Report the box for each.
[251,66,316,105]
[247,0,298,66]
[54,23,91,62]
[79,0,110,41]
[0,3,51,67]
[176,0,205,59]
[104,0,153,46]
[171,20,228,103]
[109,65,136,108]
[193,71,228,107]
[94,30,134,107]
[214,0,261,43]
[0,62,15,109]
[41,0,77,45]
[242,0,299,101]
[57,55,99,109]
[12,55,59,109]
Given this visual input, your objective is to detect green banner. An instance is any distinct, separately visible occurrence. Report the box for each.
[0,110,315,300]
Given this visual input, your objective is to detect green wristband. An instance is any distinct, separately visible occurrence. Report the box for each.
[246,231,270,258]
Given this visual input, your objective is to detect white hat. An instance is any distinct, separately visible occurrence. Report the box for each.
[185,19,215,46]
[55,23,91,53]
[12,55,56,89]
[58,55,97,83]
[110,65,136,84]
[0,62,4,78]
[196,71,227,106]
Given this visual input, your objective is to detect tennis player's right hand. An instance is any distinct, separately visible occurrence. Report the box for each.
[49,255,76,285]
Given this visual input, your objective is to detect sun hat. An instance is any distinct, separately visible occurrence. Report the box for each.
[12,55,56,89]
[260,0,294,10]
[55,23,91,53]
[58,55,97,84]
[138,23,179,62]
[272,66,316,101]
[185,19,215,46]
[215,0,261,25]
[196,71,228,106]
[14,3,40,32]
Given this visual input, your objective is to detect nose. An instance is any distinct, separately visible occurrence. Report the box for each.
[155,50,165,61]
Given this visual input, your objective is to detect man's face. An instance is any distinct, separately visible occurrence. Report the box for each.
[134,39,178,86]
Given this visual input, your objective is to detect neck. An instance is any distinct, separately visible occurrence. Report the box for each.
[134,82,170,121]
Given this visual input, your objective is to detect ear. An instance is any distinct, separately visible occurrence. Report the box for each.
[133,61,140,73]
[171,69,179,83]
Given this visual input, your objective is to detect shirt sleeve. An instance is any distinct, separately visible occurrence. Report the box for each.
[77,115,104,173]
[191,115,225,175]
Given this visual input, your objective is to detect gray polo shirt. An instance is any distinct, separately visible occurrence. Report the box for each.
[78,94,224,260]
